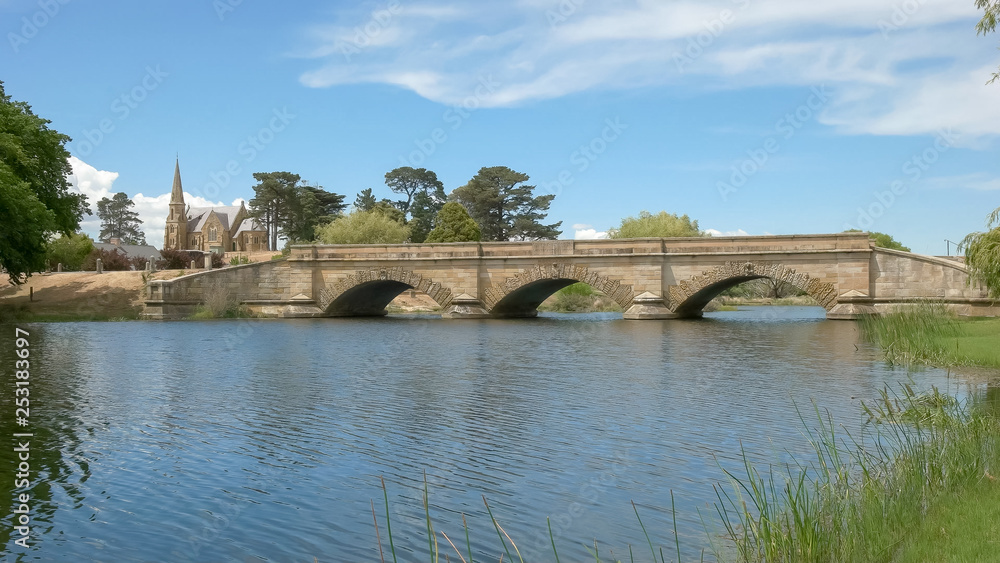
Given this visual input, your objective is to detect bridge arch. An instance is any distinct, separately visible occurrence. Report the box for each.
[317,267,454,316]
[668,262,838,318]
[482,263,635,317]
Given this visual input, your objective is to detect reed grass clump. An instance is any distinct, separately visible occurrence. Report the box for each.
[713,387,1000,563]
[858,304,961,366]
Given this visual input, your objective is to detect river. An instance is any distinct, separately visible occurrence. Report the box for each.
[0,307,975,562]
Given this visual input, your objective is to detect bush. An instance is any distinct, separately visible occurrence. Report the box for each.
[157,249,225,270]
[46,232,94,271]
[316,210,410,244]
[130,255,148,271]
[229,255,252,265]
[81,248,131,271]
[609,210,704,238]
[425,202,481,243]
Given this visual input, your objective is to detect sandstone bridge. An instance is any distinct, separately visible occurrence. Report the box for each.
[144,233,997,320]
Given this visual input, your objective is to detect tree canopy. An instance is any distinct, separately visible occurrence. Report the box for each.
[963,206,1000,298]
[450,166,561,241]
[977,0,1000,83]
[0,81,89,283]
[249,172,345,246]
[608,211,704,238]
[844,230,910,252]
[97,192,146,244]
[425,202,482,243]
[315,209,410,244]
[385,167,447,243]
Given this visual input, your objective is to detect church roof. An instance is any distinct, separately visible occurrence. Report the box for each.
[187,206,243,233]
[234,217,265,235]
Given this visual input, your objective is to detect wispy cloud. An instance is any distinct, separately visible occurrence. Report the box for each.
[922,173,1000,191]
[295,0,998,139]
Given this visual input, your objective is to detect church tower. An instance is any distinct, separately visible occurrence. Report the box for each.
[164,158,187,250]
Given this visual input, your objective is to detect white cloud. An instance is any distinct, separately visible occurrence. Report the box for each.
[705,228,751,237]
[574,228,608,240]
[295,0,998,140]
[68,157,231,250]
[922,173,1000,191]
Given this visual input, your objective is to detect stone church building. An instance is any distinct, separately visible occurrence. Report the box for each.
[163,160,268,253]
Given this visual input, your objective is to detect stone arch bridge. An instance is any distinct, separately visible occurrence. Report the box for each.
[144,233,997,320]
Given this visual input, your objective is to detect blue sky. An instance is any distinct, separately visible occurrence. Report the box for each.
[3,0,999,254]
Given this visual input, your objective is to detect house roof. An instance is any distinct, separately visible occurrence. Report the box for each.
[94,242,162,260]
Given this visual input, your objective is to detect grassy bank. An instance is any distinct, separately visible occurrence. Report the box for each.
[538,282,622,313]
[859,305,1000,368]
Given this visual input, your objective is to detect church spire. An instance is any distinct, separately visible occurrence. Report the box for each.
[170,158,184,204]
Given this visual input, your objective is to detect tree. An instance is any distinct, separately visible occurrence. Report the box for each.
[96,192,146,244]
[315,209,410,244]
[451,166,561,241]
[249,172,344,246]
[354,188,377,211]
[977,0,1000,83]
[963,206,1000,297]
[282,183,346,242]
[249,171,299,250]
[425,202,482,243]
[385,167,447,242]
[844,229,910,252]
[608,211,704,238]
[46,232,94,271]
[0,81,89,283]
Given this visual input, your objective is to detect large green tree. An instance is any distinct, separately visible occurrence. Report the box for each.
[315,209,410,244]
[0,81,89,283]
[249,172,344,246]
[96,192,146,244]
[425,202,482,243]
[354,188,377,211]
[385,167,446,242]
[450,166,561,241]
[609,211,704,238]
[978,0,1000,83]
[963,206,1000,297]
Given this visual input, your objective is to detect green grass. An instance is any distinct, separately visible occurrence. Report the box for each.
[538,283,622,313]
[859,304,1000,368]
[894,477,1000,563]
[713,387,1000,563]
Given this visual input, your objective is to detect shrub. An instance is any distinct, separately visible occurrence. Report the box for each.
[157,249,225,270]
[316,210,410,244]
[81,248,131,271]
[46,232,94,271]
[229,255,252,265]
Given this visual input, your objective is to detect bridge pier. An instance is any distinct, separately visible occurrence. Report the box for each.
[440,294,491,319]
[623,292,679,320]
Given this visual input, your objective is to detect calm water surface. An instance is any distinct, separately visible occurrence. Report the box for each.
[0,307,973,561]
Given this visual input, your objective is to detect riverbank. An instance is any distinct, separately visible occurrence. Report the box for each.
[1,271,446,321]
[861,306,1000,369]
